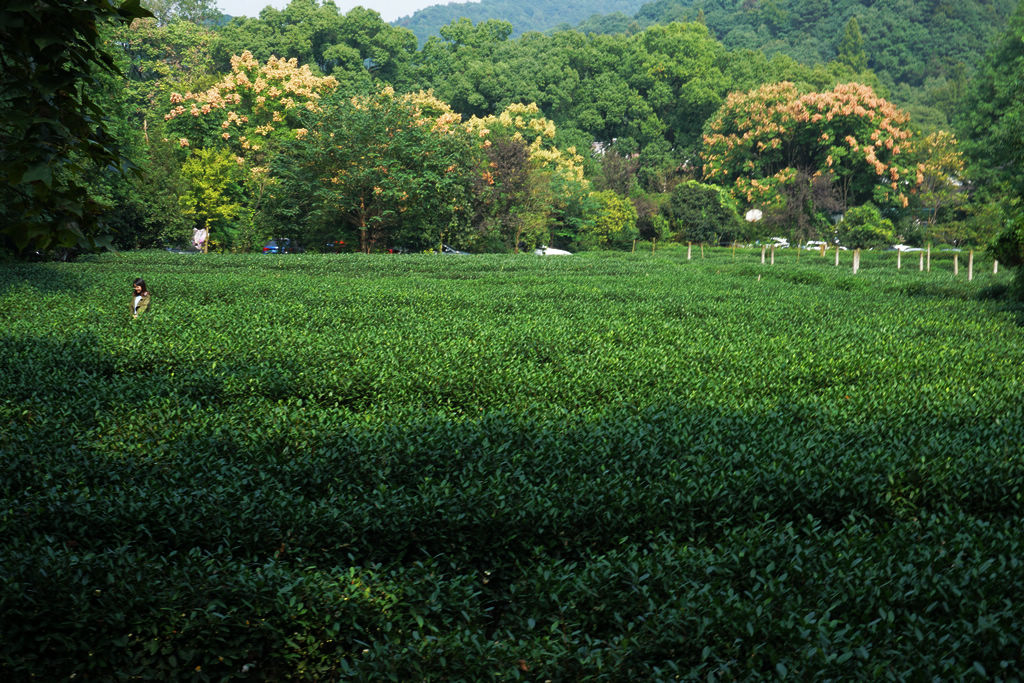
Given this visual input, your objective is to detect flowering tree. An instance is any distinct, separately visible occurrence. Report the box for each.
[162,50,338,247]
[163,50,338,157]
[464,103,590,250]
[703,82,919,216]
[464,103,586,187]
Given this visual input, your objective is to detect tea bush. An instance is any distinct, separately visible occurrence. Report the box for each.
[1,249,1022,679]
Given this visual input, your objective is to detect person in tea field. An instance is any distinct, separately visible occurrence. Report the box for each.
[132,278,151,319]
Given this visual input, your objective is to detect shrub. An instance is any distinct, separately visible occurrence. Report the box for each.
[837,203,894,248]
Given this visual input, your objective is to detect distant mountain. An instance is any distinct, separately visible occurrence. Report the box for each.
[393,0,647,43]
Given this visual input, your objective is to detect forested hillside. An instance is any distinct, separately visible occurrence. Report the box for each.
[633,0,1018,127]
[394,0,646,43]
[635,0,1016,86]
[399,0,1015,127]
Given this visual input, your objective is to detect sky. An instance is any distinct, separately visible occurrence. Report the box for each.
[216,0,466,23]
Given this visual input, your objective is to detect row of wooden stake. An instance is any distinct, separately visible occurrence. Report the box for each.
[634,239,999,281]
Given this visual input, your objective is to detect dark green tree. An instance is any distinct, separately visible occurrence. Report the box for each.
[837,17,867,72]
[959,0,1024,280]
[665,180,744,244]
[143,0,220,26]
[1,0,151,254]
[269,89,481,253]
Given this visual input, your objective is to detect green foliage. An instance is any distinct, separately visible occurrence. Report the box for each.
[635,0,1017,90]
[578,189,639,248]
[178,147,246,249]
[837,16,867,72]
[927,199,1008,250]
[957,0,1024,287]
[109,17,218,120]
[269,89,479,253]
[0,251,1021,677]
[0,0,152,254]
[958,0,1024,197]
[665,180,743,244]
[213,2,417,87]
[416,20,857,192]
[990,213,1024,270]
[144,0,221,26]
[5,0,1016,257]
[836,203,894,248]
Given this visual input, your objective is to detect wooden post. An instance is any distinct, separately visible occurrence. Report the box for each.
[631,239,636,253]
[700,243,705,259]
[820,243,826,257]
[834,246,840,267]
[652,238,657,254]
[770,245,775,265]
[926,243,931,272]
[954,253,959,276]
[897,250,902,270]
[968,250,974,281]
[994,259,999,275]
[761,244,766,264]
[853,248,860,274]
[687,242,692,260]
[797,242,801,262]
[732,242,736,260]
[919,252,924,271]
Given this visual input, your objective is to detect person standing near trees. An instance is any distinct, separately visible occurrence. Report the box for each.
[131,278,151,318]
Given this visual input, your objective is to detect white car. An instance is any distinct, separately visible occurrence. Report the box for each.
[892,244,923,252]
[534,246,572,255]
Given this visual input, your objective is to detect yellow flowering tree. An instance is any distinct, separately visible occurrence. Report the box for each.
[463,103,590,250]
[464,103,586,187]
[914,130,966,228]
[163,50,337,158]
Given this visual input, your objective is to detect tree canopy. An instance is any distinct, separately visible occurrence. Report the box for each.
[4,0,1019,263]
[0,0,151,253]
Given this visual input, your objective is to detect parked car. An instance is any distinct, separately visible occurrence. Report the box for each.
[262,238,304,253]
[891,244,923,252]
[439,244,469,254]
[534,246,573,255]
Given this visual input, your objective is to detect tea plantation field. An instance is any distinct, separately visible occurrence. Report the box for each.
[2,249,1023,680]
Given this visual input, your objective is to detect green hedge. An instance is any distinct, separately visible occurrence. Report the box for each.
[1,250,1022,679]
